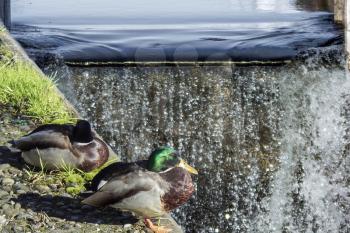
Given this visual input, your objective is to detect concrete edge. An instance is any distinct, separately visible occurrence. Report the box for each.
[0,22,118,160]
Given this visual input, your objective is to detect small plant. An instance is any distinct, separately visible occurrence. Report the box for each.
[23,151,47,184]
[23,157,118,195]
[56,158,118,195]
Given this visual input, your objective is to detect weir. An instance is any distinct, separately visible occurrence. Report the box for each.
[4,0,350,232]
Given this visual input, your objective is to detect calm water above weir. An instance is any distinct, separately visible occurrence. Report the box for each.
[12,0,340,63]
[11,0,350,232]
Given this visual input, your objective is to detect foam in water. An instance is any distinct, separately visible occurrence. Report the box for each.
[256,63,350,233]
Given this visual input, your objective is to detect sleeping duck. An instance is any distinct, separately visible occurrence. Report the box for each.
[9,120,109,172]
[83,146,198,233]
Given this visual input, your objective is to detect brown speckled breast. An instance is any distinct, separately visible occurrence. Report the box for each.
[160,167,195,212]
[76,138,109,172]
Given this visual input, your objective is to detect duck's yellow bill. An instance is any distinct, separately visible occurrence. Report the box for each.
[178,159,198,175]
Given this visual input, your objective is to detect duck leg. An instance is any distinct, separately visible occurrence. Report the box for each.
[144,218,172,233]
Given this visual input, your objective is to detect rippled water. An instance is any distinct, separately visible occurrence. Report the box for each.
[33,46,349,232]
[11,0,341,62]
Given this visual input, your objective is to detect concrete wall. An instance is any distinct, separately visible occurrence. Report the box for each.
[334,0,346,24]
[0,0,10,28]
[334,0,350,68]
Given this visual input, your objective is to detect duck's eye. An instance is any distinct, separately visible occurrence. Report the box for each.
[163,156,180,168]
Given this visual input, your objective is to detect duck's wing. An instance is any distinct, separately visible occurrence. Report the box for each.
[82,168,162,208]
[10,129,71,151]
[28,124,74,137]
[9,124,75,151]
[89,160,148,191]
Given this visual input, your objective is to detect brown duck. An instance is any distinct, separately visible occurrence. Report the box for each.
[9,120,109,172]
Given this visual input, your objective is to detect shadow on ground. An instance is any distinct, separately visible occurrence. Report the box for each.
[13,192,138,225]
[0,146,24,169]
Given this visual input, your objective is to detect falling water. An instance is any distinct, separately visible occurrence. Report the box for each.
[28,46,346,232]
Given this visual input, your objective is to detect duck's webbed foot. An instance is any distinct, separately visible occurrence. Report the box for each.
[144,218,172,233]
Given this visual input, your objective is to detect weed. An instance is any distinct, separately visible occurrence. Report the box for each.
[56,158,118,195]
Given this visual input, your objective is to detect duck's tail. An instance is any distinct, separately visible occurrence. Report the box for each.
[7,139,15,146]
[6,140,21,153]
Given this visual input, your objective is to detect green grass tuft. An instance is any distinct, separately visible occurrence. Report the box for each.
[0,45,74,124]
[56,158,118,195]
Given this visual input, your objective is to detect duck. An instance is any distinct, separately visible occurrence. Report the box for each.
[82,146,198,233]
[9,119,109,172]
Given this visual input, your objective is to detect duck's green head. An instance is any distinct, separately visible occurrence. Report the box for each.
[147,146,198,174]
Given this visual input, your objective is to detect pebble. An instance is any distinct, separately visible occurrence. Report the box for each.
[1,178,15,186]
[48,184,58,190]
[54,211,66,218]
[3,208,18,217]
[56,202,65,206]
[0,190,8,198]
[13,225,23,232]
[14,203,21,210]
[35,185,51,193]
[8,167,21,176]
[0,164,10,171]
[15,189,26,195]
[81,205,94,210]
[61,193,72,198]
[2,204,10,210]
[19,125,30,132]
[123,224,132,229]
[71,209,81,214]
[2,186,12,192]
[13,183,29,192]
[0,215,6,225]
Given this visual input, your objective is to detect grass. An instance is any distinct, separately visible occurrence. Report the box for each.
[57,158,118,195]
[23,157,118,196]
[0,44,74,124]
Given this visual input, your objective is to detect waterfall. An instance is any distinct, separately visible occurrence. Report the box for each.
[37,45,348,232]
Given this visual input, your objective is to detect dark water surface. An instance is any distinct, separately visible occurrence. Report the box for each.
[12,0,341,63]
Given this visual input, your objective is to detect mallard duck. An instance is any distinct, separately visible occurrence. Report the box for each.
[9,120,109,172]
[83,146,198,233]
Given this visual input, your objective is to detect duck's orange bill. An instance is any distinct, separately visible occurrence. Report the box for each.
[178,159,198,175]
